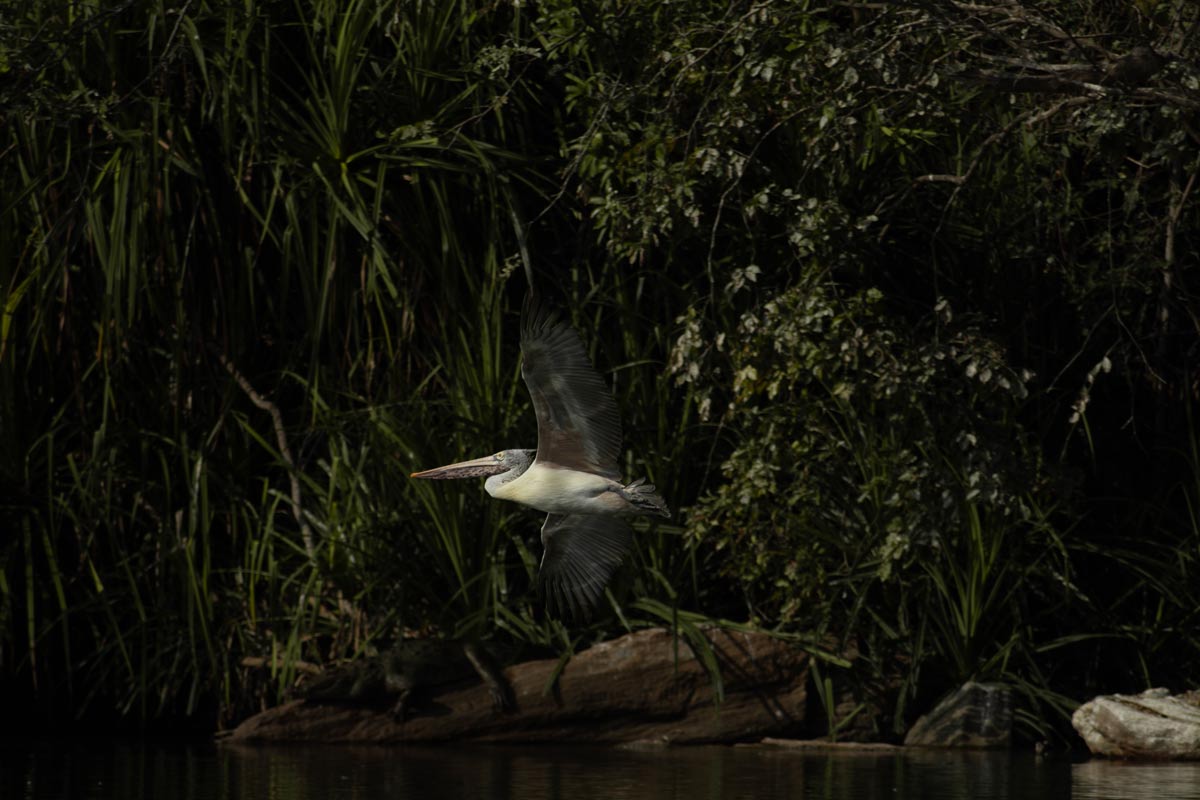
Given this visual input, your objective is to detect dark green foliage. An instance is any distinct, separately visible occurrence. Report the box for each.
[685,281,1037,619]
[548,0,1200,738]
[2,0,1199,738]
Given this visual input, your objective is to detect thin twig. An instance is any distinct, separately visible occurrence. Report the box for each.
[1156,168,1197,380]
[915,174,966,185]
[240,656,322,675]
[218,353,316,560]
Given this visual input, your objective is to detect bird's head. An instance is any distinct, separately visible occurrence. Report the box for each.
[410,449,534,480]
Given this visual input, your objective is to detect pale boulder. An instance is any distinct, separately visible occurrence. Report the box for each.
[1073,688,1200,760]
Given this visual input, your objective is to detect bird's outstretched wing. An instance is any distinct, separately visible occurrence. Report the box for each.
[521,294,622,479]
[539,513,633,621]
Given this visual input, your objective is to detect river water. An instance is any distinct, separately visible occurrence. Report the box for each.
[4,740,1199,799]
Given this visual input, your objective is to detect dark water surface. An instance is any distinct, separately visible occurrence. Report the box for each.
[3,739,1199,800]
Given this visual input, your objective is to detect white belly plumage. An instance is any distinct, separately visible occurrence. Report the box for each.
[488,463,621,515]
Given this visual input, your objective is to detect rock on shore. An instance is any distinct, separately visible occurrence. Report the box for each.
[1072,688,1200,760]
[904,682,1013,748]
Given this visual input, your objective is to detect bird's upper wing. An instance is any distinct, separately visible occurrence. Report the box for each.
[521,294,622,479]
[539,513,633,622]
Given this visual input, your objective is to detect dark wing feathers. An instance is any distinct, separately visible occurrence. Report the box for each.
[539,513,633,622]
[521,294,622,479]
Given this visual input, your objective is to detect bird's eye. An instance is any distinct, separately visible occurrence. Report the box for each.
[495,452,504,459]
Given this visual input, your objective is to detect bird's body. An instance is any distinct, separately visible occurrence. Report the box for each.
[411,293,668,621]
[488,463,625,515]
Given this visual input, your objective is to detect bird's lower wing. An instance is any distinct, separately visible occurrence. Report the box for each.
[539,513,634,622]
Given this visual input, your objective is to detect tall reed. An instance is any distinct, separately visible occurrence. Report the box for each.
[0,0,703,724]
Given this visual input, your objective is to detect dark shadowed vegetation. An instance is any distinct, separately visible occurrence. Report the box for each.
[1,0,1198,741]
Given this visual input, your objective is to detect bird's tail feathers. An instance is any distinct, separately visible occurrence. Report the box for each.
[621,477,671,519]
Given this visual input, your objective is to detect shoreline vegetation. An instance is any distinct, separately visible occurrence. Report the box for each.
[2,1,1198,745]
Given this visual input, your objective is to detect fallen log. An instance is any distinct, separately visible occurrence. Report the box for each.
[225,627,808,745]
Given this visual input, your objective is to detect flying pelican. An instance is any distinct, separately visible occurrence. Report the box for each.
[410,293,669,621]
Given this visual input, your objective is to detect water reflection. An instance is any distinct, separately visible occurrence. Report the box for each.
[1072,759,1200,800]
[4,739,1200,799]
[197,744,1071,800]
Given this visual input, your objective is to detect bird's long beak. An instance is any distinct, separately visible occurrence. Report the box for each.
[410,455,508,480]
